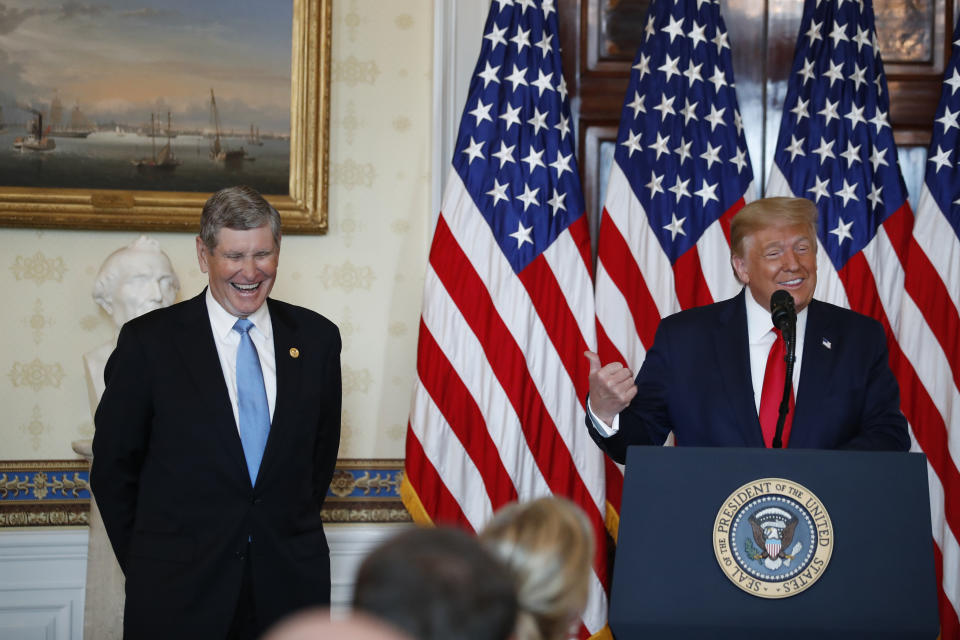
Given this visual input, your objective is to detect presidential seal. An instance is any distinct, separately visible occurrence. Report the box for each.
[713,478,833,599]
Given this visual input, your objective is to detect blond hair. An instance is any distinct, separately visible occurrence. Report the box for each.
[729,197,818,258]
[480,497,595,640]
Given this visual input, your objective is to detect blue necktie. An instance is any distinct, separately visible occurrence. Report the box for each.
[233,318,270,484]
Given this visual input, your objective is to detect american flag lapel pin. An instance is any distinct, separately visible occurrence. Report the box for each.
[822,337,832,350]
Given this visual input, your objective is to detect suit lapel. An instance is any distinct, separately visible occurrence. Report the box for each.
[792,300,834,446]
[713,290,766,446]
[174,291,249,482]
[256,299,302,485]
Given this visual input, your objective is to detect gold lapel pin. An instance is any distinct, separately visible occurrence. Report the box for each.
[289,347,300,358]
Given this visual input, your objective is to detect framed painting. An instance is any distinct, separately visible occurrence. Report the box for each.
[0,0,330,233]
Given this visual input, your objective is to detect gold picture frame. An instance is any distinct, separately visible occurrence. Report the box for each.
[0,0,330,234]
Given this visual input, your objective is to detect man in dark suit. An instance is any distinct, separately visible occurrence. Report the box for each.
[585,196,909,462]
[91,186,341,639]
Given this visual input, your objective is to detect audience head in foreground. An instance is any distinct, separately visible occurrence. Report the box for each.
[481,497,595,640]
[263,609,413,640]
[353,526,518,640]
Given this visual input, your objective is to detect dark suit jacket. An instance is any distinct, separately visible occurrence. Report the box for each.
[91,291,341,639]
[588,290,909,463]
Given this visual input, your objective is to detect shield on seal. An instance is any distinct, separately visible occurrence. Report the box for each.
[766,538,781,558]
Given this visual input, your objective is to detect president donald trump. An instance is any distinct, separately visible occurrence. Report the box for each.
[92,185,342,639]
[586,196,909,458]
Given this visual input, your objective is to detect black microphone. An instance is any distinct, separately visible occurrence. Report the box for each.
[770,290,796,333]
[769,290,797,448]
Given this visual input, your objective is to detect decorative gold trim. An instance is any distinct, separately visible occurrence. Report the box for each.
[0,0,331,234]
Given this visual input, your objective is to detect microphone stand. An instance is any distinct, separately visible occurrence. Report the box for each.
[772,322,796,449]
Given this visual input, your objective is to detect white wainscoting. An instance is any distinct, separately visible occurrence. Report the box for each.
[0,524,406,638]
[0,529,89,640]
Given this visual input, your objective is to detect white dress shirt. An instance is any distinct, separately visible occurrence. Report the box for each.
[589,291,808,437]
[205,288,277,432]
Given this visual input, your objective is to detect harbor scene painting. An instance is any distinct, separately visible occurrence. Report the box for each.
[0,1,293,195]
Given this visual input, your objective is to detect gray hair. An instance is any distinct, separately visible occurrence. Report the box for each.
[199,185,282,250]
[92,235,179,308]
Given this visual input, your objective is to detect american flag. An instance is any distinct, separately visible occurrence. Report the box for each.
[766,0,959,635]
[904,15,960,638]
[401,1,609,636]
[594,0,754,427]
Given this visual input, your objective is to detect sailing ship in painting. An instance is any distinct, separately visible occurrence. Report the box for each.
[131,112,181,171]
[209,88,249,166]
[12,108,56,151]
[48,94,95,138]
[247,125,263,146]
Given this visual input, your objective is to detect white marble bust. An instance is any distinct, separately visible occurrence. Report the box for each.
[82,236,180,420]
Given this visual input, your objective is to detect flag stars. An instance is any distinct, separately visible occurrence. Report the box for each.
[824,60,845,87]
[812,137,836,164]
[705,104,726,131]
[818,98,840,126]
[531,69,554,97]
[662,14,685,42]
[515,0,536,13]
[835,179,859,206]
[527,108,549,135]
[700,142,722,169]
[734,109,744,136]
[807,176,830,203]
[669,177,691,201]
[477,62,501,88]
[648,132,671,159]
[945,68,960,96]
[550,152,573,178]
[869,109,890,133]
[928,145,953,172]
[790,97,810,123]
[853,25,872,52]
[541,0,556,18]
[555,113,571,139]
[829,217,854,244]
[659,54,682,82]
[829,20,849,47]
[500,103,522,130]
[621,130,643,157]
[799,58,816,84]
[468,98,493,126]
[462,137,484,163]
[936,106,959,134]
[654,93,676,121]
[509,221,534,247]
[485,24,508,49]
[522,146,546,172]
[505,65,528,91]
[683,61,704,86]
[547,190,566,215]
[805,19,823,45]
[646,170,665,197]
[535,32,553,57]
[867,184,883,210]
[558,76,568,101]
[516,184,541,212]
[688,21,707,48]
[695,179,719,206]
[486,179,510,206]
[708,66,728,92]
[849,63,867,91]
[784,135,806,162]
[840,140,861,167]
[663,213,687,240]
[681,98,699,124]
[491,141,516,168]
[627,91,646,118]
[712,28,730,53]
[869,146,889,171]
[633,53,652,81]
[845,103,866,129]
[730,147,749,173]
[674,137,693,164]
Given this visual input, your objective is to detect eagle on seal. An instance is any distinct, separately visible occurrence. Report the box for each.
[749,511,798,561]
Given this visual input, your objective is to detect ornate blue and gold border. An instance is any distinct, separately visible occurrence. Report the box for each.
[0,459,409,527]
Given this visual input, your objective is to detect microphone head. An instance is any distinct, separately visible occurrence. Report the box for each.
[770,290,796,331]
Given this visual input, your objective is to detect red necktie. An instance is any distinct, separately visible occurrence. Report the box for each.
[758,328,794,448]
